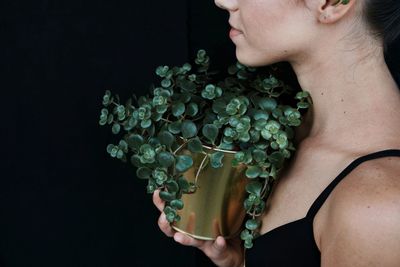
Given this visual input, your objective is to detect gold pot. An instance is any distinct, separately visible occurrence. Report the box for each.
[172,143,248,240]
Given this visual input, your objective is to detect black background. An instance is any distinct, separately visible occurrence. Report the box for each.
[2,1,399,266]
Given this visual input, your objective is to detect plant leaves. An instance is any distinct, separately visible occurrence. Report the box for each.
[177,176,190,193]
[127,134,144,150]
[166,180,179,193]
[253,110,269,121]
[245,219,260,231]
[170,199,184,210]
[157,131,175,147]
[157,151,175,168]
[140,119,152,128]
[172,102,185,117]
[159,191,176,202]
[116,149,124,159]
[202,124,218,144]
[168,121,181,134]
[136,167,152,179]
[245,165,262,179]
[181,120,197,139]
[269,151,284,168]
[130,155,141,167]
[246,181,262,196]
[164,205,177,222]
[212,99,226,114]
[258,97,277,112]
[187,137,203,153]
[297,102,310,109]
[106,144,114,154]
[175,155,193,173]
[112,123,121,134]
[252,149,267,163]
[185,102,199,117]
[210,152,224,168]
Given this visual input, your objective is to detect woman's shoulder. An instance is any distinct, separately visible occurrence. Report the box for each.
[333,150,400,204]
[319,152,400,266]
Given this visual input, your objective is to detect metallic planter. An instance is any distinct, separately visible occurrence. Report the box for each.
[172,143,248,240]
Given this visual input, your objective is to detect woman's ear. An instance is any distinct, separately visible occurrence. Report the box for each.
[316,0,356,24]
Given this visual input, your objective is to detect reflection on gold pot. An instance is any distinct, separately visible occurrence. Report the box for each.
[171,143,248,240]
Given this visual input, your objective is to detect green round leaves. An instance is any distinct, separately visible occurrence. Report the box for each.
[139,144,156,164]
[166,180,179,193]
[240,229,254,249]
[164,205,178,223]
[157,131,174,148]
[258,97,277,112]
[102,90,112,106]
[170,199,184,210]
[210,152,224,168]
[202,124,218,144]
[155,65,169,78]
[172,102,185,117]
[185,102,199,117]
[112,123,121,134]
[245,165,262,179]
[98,49,312,250]
[157,151,175,168]
[246,181,262,196]
[187,137,203,153]
[175,155,193,173]
[178,176,190,193]
[269,151,284,168]
[161,78,172,88]
[168,121,181,134]
[181,120,197,139]
[201,84,222,100]
[136,167,152,179]
[159,191,176,202]
[127,134,144,150]
[245,219,260,231]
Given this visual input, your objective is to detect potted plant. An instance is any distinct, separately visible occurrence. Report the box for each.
[99,49,310,249]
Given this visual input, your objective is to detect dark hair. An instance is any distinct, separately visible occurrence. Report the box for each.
[364,0,400,52]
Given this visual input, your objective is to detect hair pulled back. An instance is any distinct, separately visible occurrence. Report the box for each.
[363,0,400,51]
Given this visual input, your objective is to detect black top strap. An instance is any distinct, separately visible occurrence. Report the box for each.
[306,149,400,219]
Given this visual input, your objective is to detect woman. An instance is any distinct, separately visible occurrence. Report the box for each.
[153,0,400,266]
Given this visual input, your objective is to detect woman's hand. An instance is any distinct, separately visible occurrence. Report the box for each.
[152,190,244,267]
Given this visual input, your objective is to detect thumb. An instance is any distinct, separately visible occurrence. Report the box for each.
[212,236,227,252]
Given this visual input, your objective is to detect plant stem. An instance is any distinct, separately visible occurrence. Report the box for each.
[173,140,188,155]
[194,153,209,186]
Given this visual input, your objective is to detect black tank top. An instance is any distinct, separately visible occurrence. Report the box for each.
[245,149,400,267]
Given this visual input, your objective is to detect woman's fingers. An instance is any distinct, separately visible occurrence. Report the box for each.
[158,212,175,237]
[173,232,205,248]
[201,236,228,259]
[211,236,227,252]
[174,233,226,256]
[152,189,165,212]
[153,190,237,264]
[153,190,175,237]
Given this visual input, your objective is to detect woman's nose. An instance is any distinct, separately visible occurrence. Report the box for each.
[214,0,238,11]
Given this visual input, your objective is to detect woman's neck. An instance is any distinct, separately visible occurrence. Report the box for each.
[289,44,400,147]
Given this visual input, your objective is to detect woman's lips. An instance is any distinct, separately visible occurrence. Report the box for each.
[229,27,243,38]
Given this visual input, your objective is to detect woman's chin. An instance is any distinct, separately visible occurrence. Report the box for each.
[235,50,286,67]
[235,53,269,68]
